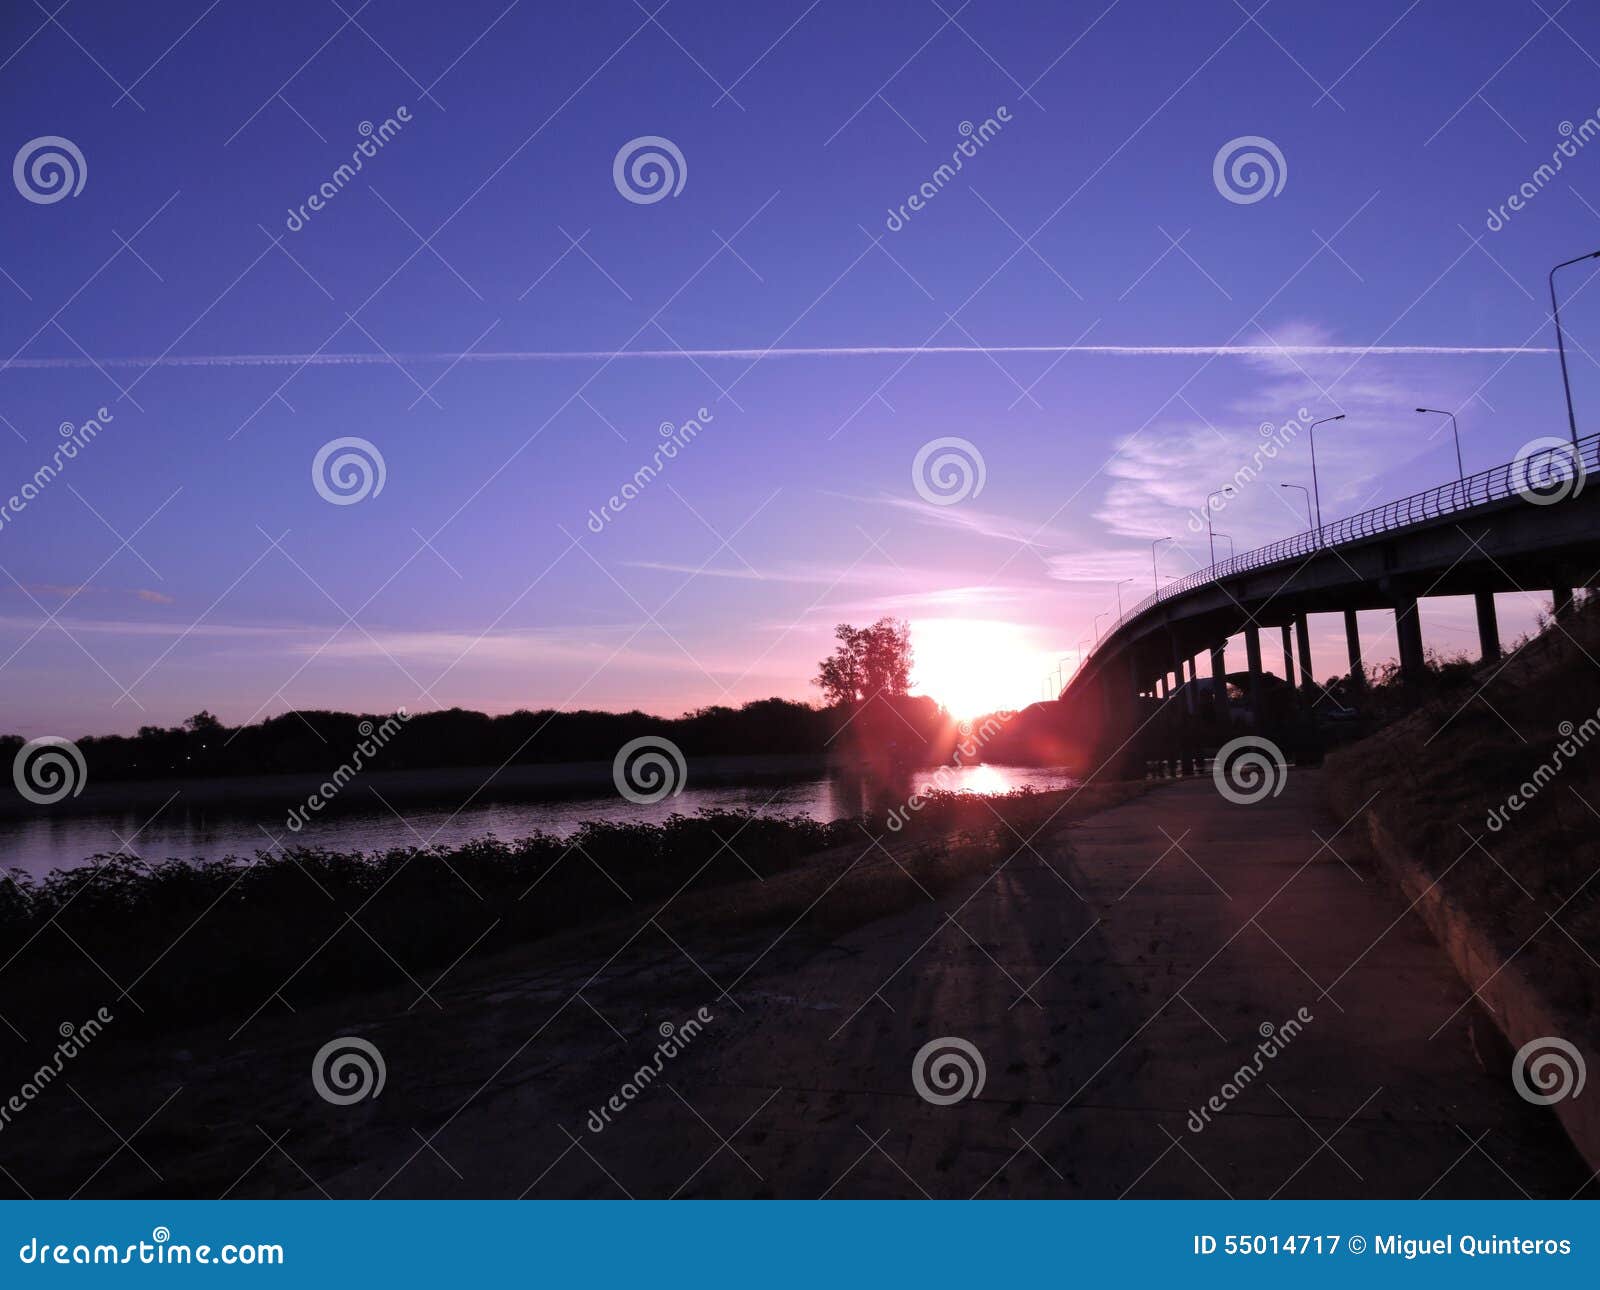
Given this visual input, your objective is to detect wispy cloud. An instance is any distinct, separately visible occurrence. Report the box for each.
[862,493,1074,548]
[1092,321,1512,546]
[751,584,1031,630]
[8,583,178,606]
[0,613,704,671]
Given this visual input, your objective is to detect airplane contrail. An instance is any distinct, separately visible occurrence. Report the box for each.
[0,343,1556,370]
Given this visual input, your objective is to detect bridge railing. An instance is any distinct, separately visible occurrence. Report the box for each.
[1077,431,1600,676]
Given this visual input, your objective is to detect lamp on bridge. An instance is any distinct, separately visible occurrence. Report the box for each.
[1414,408,1465,481]
[1551,251,1600,444]
[1280,482,1313,529]
[1205,487,1233,565]
[1151,536,1172,594]
[1308,414,1346,542]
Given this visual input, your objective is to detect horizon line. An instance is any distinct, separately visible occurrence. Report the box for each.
[3,343,1557,370]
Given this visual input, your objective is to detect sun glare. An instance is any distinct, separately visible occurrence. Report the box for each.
[910,619,1044,719]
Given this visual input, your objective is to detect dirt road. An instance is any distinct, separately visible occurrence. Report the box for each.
[9,771,1591,1198]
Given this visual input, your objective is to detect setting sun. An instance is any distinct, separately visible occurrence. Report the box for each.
[910,619,1049,719]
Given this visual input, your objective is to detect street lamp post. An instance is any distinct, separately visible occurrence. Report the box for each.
[1307,414,1345,543]
[1115,576,1132,621]
[1416,406,1466,509]
[1213,532,1235,559]
[1280,482,1313,529]
[1414,407,1464,480]
[1551,250,1600,444]
[1094,611,1109,644]
[1205,487,1233,565]
[1151,536,1172,594]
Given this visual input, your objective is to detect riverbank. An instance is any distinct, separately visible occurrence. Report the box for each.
[0,753,836,820]
[1,773,1585,1198]
[0,783,1135,1045]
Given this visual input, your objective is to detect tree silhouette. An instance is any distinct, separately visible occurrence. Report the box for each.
[814,618,913,706]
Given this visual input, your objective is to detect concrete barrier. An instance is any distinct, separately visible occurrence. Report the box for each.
[1364,811,1599,1172]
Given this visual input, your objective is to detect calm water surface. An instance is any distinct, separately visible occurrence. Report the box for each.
[0,763,1080,879]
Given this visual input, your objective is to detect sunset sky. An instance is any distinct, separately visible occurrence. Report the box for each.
[3,0,1598,735]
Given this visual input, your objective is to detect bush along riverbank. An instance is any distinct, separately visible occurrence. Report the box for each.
[0,782,1142,1044]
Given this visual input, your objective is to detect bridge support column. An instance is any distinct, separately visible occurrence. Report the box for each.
[1295,615,1314,694]
[1474,590,1500,663]
[1553,585,1575,621]
[1280,624,1296,691]
[1210,641,1228,724]
[1343,609,1365,690]
[1244,625,1264,727]
[1395,595,1426,686]
[1184,656,1197,715]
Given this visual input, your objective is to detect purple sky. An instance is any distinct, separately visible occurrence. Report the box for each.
[2,0,1598,735]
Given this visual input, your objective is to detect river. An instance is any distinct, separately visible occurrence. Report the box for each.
[0,761,1080,879]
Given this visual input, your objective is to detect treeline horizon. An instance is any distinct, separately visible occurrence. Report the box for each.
[3,694,1053,785]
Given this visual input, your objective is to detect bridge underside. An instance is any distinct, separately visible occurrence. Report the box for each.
[1052,479,1599,779]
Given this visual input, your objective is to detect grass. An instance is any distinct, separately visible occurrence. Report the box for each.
[1324,595,1600,1024]
[0,781,1142,1038]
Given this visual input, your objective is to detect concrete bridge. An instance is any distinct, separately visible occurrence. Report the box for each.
[1062,432,1600,737]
